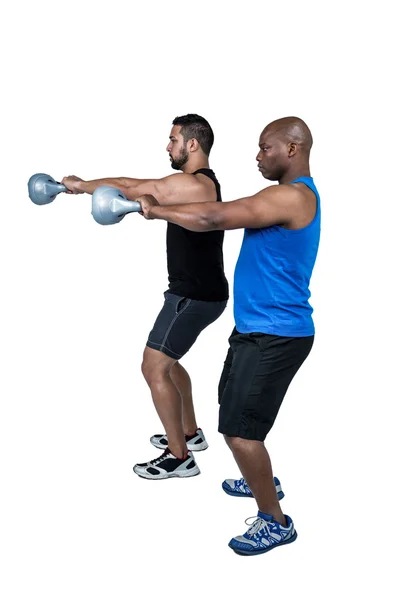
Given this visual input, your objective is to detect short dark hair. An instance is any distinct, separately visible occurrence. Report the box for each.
[172,114,214,156]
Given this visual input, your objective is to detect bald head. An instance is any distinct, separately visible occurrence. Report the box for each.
[257,116,313,183]
[263,117,313,154]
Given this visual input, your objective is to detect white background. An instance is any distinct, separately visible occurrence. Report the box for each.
[1,1,399,598]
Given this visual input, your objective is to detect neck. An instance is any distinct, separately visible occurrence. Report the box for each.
[182,158,210,174]
[279,164,311,185]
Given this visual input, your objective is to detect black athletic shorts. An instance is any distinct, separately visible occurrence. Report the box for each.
[218,328,314,441]
[146,291,227,360]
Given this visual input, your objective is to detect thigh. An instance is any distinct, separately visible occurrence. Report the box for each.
[146,292,177,357]
[218,332,314,441]
[147,292,226,360]
[246,334,314,438]
[218,328,237,401]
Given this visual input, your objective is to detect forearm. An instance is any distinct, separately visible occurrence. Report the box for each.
[148,202,222,232]
[76,177,125,195]
[77,177,155,199]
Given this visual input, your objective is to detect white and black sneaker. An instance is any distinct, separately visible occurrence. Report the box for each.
[150,428,208,452]
[133,448,200,480]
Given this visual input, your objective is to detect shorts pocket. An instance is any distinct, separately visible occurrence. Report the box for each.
[175,297,191,314]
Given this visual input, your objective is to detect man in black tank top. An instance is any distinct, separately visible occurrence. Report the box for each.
[61,114,228,479]
[167,168,228,301]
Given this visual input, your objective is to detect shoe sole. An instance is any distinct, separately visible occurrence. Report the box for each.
[221,483,284,501]
[229,530,297,556]
[133,465,201,480]
[150,439,209,452]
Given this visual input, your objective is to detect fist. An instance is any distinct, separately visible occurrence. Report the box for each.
[136,194,160,219]
[61,175,84,194]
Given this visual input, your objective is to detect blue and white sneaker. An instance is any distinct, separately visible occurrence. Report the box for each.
[229,512,297,556]
[222,476,284,500]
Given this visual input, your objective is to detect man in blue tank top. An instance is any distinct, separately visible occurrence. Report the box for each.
[138,116,320,556]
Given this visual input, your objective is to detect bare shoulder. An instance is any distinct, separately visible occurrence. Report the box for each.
[258,182,307,201]
[193,171,217,196]
[286,182,317,229]
[255,183,303,208]
[155,171,216,204]
[290,181,316,201]
[164,171,213,189]
[254,182,316,229]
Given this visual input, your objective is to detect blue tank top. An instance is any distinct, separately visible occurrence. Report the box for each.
[233,176,320,336]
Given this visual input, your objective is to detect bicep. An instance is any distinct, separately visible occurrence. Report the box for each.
[121,174,215,205]
[154,174,215,205]
[214,191,293,230]
[121,178,158,200]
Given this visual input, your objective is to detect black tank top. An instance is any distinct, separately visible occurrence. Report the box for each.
[166,168,229,301]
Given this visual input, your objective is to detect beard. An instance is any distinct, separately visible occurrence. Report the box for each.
[170,148,189,170]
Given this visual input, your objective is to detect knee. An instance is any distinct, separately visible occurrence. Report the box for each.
[141,357,149,382]
[223,434,233,449]
[141,356,160,385]
[225,435,249,453]
[141,354,170,386]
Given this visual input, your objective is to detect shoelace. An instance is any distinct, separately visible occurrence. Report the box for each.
[149,449,172,465]
[245,516,272,538]
[235,478,250,493]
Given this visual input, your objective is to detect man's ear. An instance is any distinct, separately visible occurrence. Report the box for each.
[288,142,298,157]
[188,138,199,153]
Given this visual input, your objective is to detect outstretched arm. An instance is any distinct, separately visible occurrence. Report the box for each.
[140,184,303,231]
[61,173,216,205]
[61,176,153,197]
